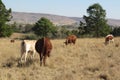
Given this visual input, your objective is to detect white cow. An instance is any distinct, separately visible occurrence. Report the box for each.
[20,40,36,62]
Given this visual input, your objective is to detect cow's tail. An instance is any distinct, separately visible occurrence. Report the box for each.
[20,40,26,62]
[41,37,45,58]
[43,37,46,53]
[21,40,26,54]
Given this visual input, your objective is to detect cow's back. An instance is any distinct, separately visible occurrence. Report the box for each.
[35,37,52,66]
[44,38,52,55]
[71,35,77,41]
[36,38,52,51]
[35,38,44,54]
[68,35,77,43]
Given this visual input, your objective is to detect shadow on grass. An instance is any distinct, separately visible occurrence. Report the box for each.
[1,57,36,68]
[17,59,35,68]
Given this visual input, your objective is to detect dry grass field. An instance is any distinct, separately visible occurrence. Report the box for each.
[0,37,120,80]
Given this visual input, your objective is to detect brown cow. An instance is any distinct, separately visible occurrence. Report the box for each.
[64,35,77,45]
[10,39,15,43]
[35,37,52,66]
[105,34,114,45]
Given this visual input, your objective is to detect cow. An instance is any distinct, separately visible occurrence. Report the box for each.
[35,37,52,66]
[105,34,114,45]
[64,35,77,45]
[20,40,36,62]
[10,39,15,43]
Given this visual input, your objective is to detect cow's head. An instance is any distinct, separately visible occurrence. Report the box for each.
[64,40,68,45]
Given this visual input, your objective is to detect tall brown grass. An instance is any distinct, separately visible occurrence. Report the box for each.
[0,37,120,80]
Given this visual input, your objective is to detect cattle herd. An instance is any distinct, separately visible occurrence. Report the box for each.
[20,37,53,66]
[20,34,115,66]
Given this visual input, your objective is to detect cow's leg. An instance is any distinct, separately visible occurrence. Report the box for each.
[39,53,43,66]
[72,41,75,45]
[43,55,47,66]
[111,39,114,43]
[25,51,28,62]
[20,52,25,62]
[30,51,34,59]
[108,40,110,44]
[32,50,36,58]
[74,41,76,45]
[47,50,51,57]
[70,41,72,46]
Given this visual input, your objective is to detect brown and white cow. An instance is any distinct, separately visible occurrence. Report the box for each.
[20,40,36,62]
[35,37,52,66]
[64,35,77,45]
[105,34,114,45]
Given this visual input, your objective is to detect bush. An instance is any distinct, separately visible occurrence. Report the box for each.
[24,34,38,40]
[0,24,13,37]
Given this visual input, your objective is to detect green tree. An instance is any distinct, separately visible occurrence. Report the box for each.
[82,3,111,37]
[71,30,79,37]
[24,24,34,33]
[112,27,120,36]
[78,21,85,35]
[0,0,12,37]
[32,17,56,37]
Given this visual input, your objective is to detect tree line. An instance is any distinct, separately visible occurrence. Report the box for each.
[0,0,120,39]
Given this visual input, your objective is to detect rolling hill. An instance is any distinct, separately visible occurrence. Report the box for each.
[10,12,76,25]
[10,12,120,27]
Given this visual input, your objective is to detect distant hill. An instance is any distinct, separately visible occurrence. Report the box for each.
[10,12,76,25]
[70,17,120,27]
[10,12,120,27]
[107,19,120,27]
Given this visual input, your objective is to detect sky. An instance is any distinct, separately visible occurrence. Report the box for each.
[2,0,120,19]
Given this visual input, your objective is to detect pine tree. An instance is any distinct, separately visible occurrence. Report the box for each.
[0,0,13,37]
[81,3,111,37]
[32,17,56,37]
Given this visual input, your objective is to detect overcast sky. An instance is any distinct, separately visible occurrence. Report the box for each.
[2,0,120,19]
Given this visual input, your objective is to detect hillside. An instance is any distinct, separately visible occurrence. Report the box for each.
[70,17,120,27]
[10,12,120,27]
[10,12,76,25]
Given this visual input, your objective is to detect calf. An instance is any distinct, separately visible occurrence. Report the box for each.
[20,40,36,62]
[64,35,77,45]
[35,37,52,66]
[105,34,114,45]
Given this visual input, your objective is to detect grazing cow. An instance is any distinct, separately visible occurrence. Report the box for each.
[20,40,36,62]
[105,34,114,45]
[35,37,52,66]
[10,39,15,43]
[64,35,77,45]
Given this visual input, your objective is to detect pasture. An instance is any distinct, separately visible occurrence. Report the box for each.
[0,37,120,80]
